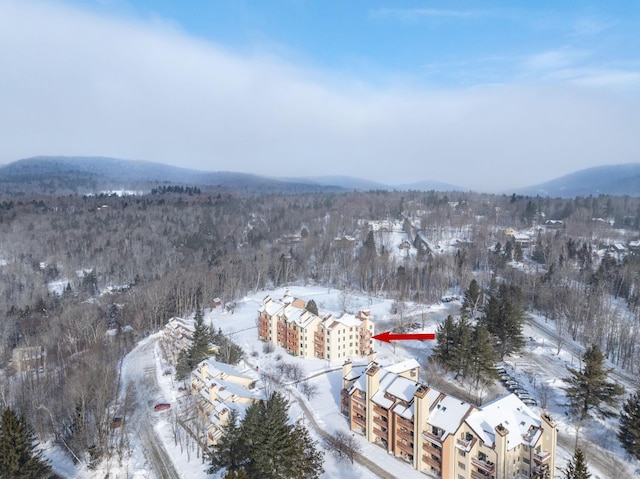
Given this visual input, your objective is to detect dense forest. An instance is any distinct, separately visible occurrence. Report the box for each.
[1,187,640,465]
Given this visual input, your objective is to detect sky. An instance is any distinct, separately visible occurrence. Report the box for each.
[1,1,640,192]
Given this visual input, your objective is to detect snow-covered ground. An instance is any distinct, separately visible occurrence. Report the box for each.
[43,285,640,478]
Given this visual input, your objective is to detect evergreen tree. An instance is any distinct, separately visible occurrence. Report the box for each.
[563,447,591,479]
[450,316,472,379]
[461,279,483,319]
[431,315,457,368]
[305,299,318,316]
[468,323,499,389]
[481,283,526,360]
[564,344,625,421]
[0,407,51,479]
[618,390,640,460]
[212,328,245,365]
[211,392,323,479]
[210,409,246,474]
[176,307,212,380]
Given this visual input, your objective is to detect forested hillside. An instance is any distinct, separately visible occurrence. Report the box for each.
[1,187,640,466]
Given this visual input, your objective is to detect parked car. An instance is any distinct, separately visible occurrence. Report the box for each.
[154,403,171,411]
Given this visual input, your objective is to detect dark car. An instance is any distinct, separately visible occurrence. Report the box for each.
[154,403,171,411]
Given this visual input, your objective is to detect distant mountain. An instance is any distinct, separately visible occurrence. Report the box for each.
[2,156,637,197]
[0,156,465,195]
[516,163,640,198]
[0,156,346,195]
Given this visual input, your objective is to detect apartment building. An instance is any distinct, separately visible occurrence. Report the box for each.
[258,291,374,361]
[190,358,262,446]
[341,360,557,479]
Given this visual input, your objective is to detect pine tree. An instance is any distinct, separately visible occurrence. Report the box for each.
[431,315,457,368]
[481,283,526,360]
[461,279,483,319]
[618,390,640,460]
[468,323,498,389]
[176,307,212,380]
[563,447,591,479]
[210,409,247,474]
[450,317,472,379]
[305,299,318,316]
[564,344,625,421]
[0,407,51,479]
[211,392,324,479]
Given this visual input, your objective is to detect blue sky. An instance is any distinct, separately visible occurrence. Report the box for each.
[1,0,640,192]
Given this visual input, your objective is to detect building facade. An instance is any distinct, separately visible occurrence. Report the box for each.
[258,292,374,361]
[190,358,262,446]
[342,360,557,479]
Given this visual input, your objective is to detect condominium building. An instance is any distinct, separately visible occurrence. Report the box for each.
[341,360,557,479]
[190,358,262,446]
[258,291,374,361]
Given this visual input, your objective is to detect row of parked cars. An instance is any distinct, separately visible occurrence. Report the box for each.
[496,366,538,407]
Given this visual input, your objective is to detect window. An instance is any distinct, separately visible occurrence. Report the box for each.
[523,457,530,464]
[458,449,466,457]
[457,461,465,470]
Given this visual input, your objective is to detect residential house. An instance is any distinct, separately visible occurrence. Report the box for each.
[341,360,557,479]
[12,345,46,373]
[258,292,374,361]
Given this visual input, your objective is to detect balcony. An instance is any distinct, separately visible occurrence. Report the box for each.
[396,440,414,456]
[421,454,441,470]
[456,436,477,452]
[422,442,442,459]
[352,394,366,406]
[396,416,414,430]
[534,450,551,463]
[373,404,389,417]
[471,470,491,479]
[471,457,495,474]
[396,428,414,443]
[351,402,366,415]
[373,427,388,441]
[352,415,366,428]
[373,416,388,428]
[422,430,443,444]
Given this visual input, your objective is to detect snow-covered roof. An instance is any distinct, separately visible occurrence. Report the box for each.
[383,358,420,375]
[465,394,541,450]
[331,313,363,328]
[393,402,414,420]
[202,358,252,381]
[386,376,420,402]
[428,395,474,440]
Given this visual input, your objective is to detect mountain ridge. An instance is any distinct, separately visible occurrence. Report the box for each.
[1,156,639,197]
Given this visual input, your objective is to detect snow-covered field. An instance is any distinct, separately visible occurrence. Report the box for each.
[43,285,640,478]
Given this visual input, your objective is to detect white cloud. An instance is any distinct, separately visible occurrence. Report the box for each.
[1,1,639,193]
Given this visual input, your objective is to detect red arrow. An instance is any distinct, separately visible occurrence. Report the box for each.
[372,331,436,343]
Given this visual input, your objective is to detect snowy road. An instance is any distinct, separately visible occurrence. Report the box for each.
[123,337,181,479]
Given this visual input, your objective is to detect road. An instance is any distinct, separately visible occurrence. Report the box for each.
[122,337,181,479]
[522,314,634,477]
[292,389,398,479]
